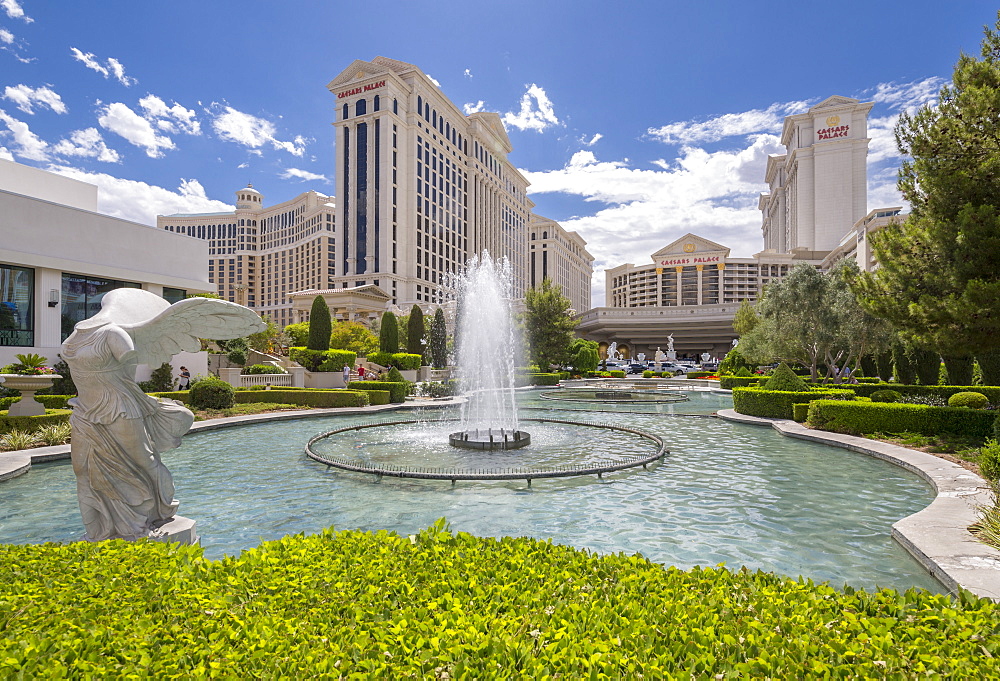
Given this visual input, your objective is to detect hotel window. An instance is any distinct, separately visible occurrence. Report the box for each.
[373,95,380,112]
[60,274,141,341]
[0,264,34,347]
[355,98,366,116]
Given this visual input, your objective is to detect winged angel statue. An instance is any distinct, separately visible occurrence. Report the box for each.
[61,288,265,541]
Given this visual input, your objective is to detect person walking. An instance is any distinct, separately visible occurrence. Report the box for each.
[342,363,351,384]
[358,365,366,379]
[177,366,191,390]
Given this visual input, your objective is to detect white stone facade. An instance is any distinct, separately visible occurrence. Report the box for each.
[328,56,533,308]
[158,186,336,329]
[822,207,904,272]
[528,215,594,314]
[0,159,210,367]
[759,96,873,255]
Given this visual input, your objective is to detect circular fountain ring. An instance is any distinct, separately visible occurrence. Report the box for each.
[305,417,666,483]
[539,387,690,404]
[449,428,531,450]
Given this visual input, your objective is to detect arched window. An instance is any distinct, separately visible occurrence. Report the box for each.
[542,231,548,239]
[417,95,422,113]
[342,103,348,120]
[531,233,535,240]
[356,98,367,116]
[425,102,430,120]
[445,122,450,138]
[393,98,398,115]
[373,95,380,111]
[432,110,437,127]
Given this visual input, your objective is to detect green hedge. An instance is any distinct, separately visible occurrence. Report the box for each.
[348,380,407,404]
[241,364,286,375]
[289,347,357,373]
[732,387,856,420]
[719,376,761,389]
[1,523,998,677]
[0,409,72,434]
[845,383,1000,403]
[232,389,369,408]
[609,370,626,378]
[686,371,717,379]
[528,373,560,386]
[0,394,72,410]
[792,403,810,422]
[807,400,997,439]
[367,352,423,371]
[149,391,189,403]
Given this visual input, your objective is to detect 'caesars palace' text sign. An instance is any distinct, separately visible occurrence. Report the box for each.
[337,80,386,99]
[659,255,721,266]
[817,125,849,140]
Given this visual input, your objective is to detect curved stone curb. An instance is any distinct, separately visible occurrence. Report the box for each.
[0,398,462,483]
[717,408,1000,600]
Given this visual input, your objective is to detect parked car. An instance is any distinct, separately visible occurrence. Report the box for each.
[627,363,646,375]
[655,362,688,376]
[699,362,719,372]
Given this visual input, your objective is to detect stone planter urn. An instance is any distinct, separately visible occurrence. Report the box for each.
[0,374,61,417]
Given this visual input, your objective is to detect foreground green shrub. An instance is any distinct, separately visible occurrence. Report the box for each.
[686,371,717,379]
[948,391,990,409]
[849,383,1000,403]
[807,400,996,439]
[368,352,423,371]
[870,389,903,403]
[232,389,369,408]
[761,363,809,392]
[189,377,235,410]
[980,440,1000,482]
[0,394,72,411]
[290,347,357,373]
[528,372,560,386]
[719,376,761,389]
[792,403,810,422]
[242,364,286,375]
[348,380,407,403]
[0,409,72,434]
[608,370,626,378]
[643,370,654,378]
[0,524,998,678]
[733,387,855,420]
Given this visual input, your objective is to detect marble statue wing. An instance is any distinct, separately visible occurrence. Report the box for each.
[119,297,267,368]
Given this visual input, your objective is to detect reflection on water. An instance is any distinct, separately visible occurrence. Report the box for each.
[0,388,942,592]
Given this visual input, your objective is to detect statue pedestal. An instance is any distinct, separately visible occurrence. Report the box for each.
[665,351,677,361]
[148,516,199,545]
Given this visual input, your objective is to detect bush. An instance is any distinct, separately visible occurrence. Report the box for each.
[348,380,407,404]
[734,366,753,377]
[368,352,422,371]
[189,377,235,410]
[980,440,1000,482]
[317,350,359,373]
[418,381,457,398]
[608,370,626,378]
[792,403,810,422]
[528,373,560,386]
[232,389,369,408]
[870,389,903,403]
[148,391,189,403]
[807,400,996,439]
[761,363,809,392]
[241,364,286,375]
[0,394,72,411]
[0,409,72,435]
[642,370,654,378]
[719,376,761,389]
[732,387,855,420]
[307,296,331,351]
[1,524,999,678]
[948,391,990,409]
[686,371,717,379]
[847,383,1000,403]
[379,311,399,354]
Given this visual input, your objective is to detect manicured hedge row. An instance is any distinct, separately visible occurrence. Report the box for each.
[719,376,761,389]
[0,394,72,410]
[528,373,560,386]
[0,409,72,434]
[348,380,408,403]
[232,389,369,408]
[845,383,1000,403]
[366,352,423,370]
[686,371,717,379]
[289,347,358,373]
[732,387,856,420]
[807,399,996,438]
[1,524,998,677]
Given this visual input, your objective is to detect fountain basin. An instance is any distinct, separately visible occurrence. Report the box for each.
[449,429,530,450]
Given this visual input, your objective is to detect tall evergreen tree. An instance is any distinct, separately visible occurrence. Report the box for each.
[379,311,399,353]
[307,296,331,351]
[856,14,1000,355]
[523,279,578,371]
[430,308,448,368]
[407,304,425,355]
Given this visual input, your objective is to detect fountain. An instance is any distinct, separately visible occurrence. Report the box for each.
[449,252,529,451]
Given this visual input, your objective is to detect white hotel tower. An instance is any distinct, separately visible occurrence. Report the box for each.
[327,56,533,307]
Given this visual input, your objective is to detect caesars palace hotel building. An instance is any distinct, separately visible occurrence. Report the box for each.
[577,95,896,360]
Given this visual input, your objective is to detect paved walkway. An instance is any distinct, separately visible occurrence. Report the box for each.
[717,408,1000,600]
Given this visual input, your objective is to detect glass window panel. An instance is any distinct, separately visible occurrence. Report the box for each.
[0,264,34,347]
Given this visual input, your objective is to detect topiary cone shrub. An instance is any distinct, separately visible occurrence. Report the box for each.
[189,376,236,410]
[762,363,809,391]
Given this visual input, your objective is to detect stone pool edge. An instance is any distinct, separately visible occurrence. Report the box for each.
[717,408,1000,600]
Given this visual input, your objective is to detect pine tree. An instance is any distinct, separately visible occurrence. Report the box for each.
[380,311,399,353]
[430,308,448,368]
[856,14,1000,355]
[407,304,425,355]
[307,296,331,351]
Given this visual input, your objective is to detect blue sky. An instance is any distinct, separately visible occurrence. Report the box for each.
[0,0,995,306]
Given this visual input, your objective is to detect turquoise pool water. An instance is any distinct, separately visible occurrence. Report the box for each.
[0,388,942,592]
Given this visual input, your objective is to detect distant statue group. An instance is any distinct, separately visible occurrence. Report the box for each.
[62,288,264,541]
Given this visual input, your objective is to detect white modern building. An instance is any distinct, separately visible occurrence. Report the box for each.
[0,158,210,368]
[326,56,533,308]
[158,186,337,329]
[528,214,594,315]
[821,206,904,271]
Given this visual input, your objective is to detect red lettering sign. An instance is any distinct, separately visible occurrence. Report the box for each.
[816,124,849,140]
[337,80,386,99]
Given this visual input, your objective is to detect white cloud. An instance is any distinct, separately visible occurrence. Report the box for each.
[98,102,175,158]
[464,69,473,79]
[45,165,233,225]
[426,74,441,87]
[3,84,67,114]
[463,100,486,115]
[210,105,306,156]
[51,128,120,163]
[647,101,811,145]
[502,84,560,132]
[581,133,602,147]
[0,108,48,160]
[0,145,12,160]
[280,167,329,183]
[70,48,137,86]
[237,161,248,169]
[869,77,944,111]
[0,28,13,44]
[138,94,200,135]
[1,0,31,22]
